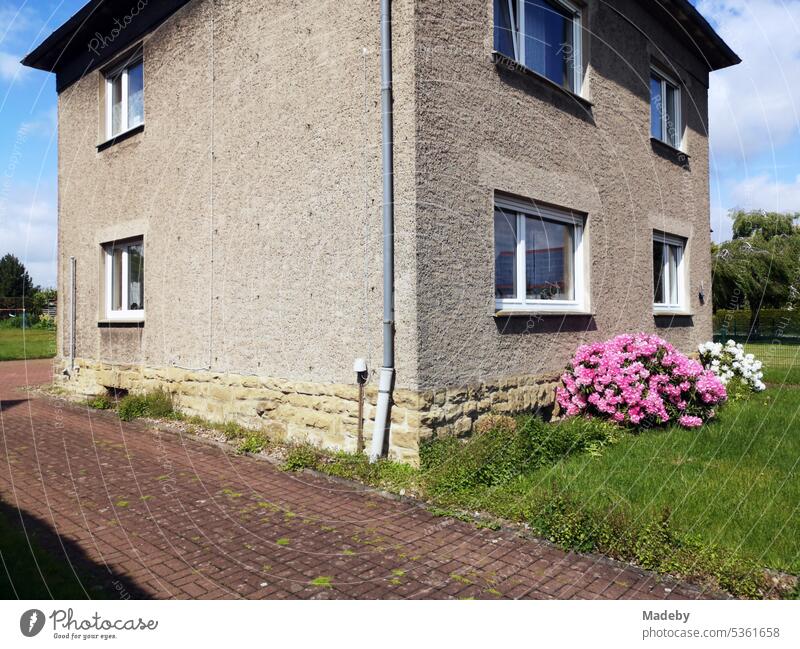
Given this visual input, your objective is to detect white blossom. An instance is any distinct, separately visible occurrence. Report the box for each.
[699,340,766,393]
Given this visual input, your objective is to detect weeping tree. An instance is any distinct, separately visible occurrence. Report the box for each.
[712,210,800,334]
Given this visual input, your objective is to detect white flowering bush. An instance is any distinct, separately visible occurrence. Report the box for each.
[698,340,766,394]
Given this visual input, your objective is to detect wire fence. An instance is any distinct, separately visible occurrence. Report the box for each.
[713,310,800,373]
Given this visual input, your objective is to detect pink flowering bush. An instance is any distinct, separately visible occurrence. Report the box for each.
[556,333,727,429]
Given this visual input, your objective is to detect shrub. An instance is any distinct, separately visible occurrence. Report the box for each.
[556,333,727,429]
[699,340,766,394]
[318,452,418,492]
[282,444,323,472]
[117,390,174,421]
[219,421,249,441]
[86,395,113,410]
[237,432,269,454]
[32,314,56,330]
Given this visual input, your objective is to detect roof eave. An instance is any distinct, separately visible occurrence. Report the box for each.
[658,0,741,71]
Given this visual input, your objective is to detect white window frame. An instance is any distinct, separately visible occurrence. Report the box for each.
[650,66,682,150]
[652,231,686,313]
[494,195,587,314]
[497,0,583,94]
[105,56,144,141]
[104,238,145,322]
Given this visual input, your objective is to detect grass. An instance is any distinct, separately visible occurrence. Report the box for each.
[117,390,175,421]
[466,388,800,576]
[518,387,797,591]
[743,343,800,385]
[0,328,57,361]
[88,393,271,454]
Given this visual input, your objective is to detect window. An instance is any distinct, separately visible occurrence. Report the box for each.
[653,232,685,311]
[104,238,144,320]
[494,195,586,312]
[494,0,582,93]
[650,67,681,149]
[105,56,144,140]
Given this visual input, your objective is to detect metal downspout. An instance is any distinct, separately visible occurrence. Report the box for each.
[370,0,395,462]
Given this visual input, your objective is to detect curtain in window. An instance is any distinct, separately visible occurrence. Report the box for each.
[525,216,573,301]
[494,0,517,59]
[653,240,665,303]
[667,244,679,304]
[110,73,124,137]
[524,0,548,77]
[111,247,123,311]
[650,74,663,140]
[664,82,678,146]
[524,0,572,87]
[494,208,518,299]
[127,242,144,311]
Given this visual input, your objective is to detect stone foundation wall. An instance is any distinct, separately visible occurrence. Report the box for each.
[56,358,560,465]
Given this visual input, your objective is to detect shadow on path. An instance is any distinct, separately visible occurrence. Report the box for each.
[0,499,150,600]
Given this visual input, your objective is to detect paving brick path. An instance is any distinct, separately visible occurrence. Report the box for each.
[0,359,715,599]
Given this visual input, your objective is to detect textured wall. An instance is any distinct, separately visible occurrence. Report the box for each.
[57,0,419,389]
[57,0,719,425]
[412,0,715,390]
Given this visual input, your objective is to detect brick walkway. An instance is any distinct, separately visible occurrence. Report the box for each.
[0,359,715,599]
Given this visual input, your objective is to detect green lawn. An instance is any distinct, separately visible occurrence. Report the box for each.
[744,343,800,385]
[485,387,800,575]
[0,328,56,361]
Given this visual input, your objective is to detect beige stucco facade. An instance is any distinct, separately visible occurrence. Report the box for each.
[48,0,730,463]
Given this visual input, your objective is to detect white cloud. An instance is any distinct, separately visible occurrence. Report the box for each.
[0,184,57,288]
[729,174,800,213]
[698,0,800,161]
[21,106,57,138]
[0,3,35,37]
[0,50,24,81]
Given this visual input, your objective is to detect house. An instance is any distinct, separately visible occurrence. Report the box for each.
[23,0,739,464]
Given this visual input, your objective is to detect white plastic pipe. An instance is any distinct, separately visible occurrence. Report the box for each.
[369,366,394,462]
[69,256,76,372]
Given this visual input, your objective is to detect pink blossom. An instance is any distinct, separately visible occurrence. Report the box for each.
[557,333,727,430]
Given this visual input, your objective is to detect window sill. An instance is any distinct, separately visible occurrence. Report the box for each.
[650,137,689,161]
[495,309,594,318]
[491,52,593,110]
[97,123,144,152]
[98,320,145,328]
[653,309,694,317]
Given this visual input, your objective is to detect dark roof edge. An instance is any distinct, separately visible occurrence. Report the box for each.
[653,0,741,70]
[23,0,740,85]
[21,0,102,71]
[21,0,193,92]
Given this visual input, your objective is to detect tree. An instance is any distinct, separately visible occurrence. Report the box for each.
[31,288,57,319]
[730,209,798,240]
[0,254,37,298]
[712,210,800,334]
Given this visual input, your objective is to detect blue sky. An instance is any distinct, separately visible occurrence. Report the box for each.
[0,0,799,288]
